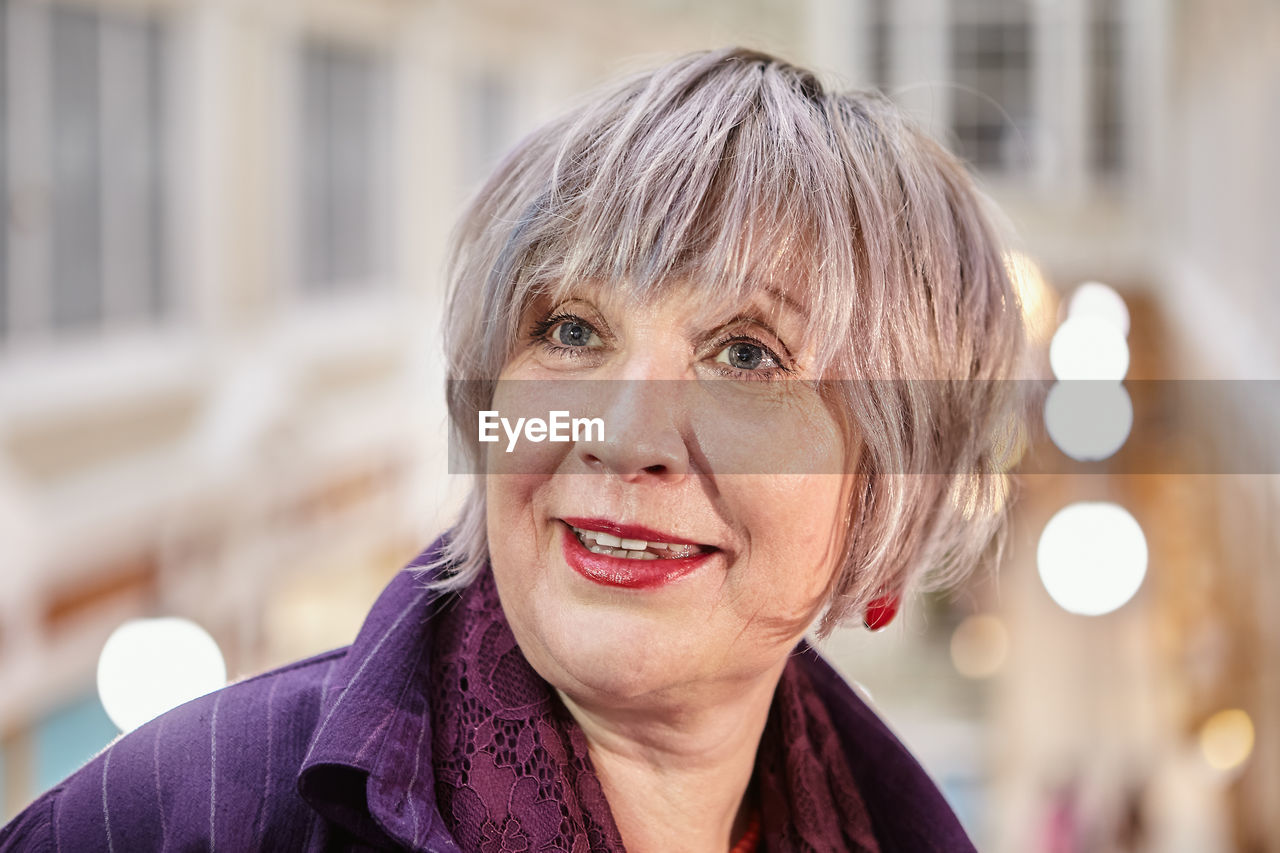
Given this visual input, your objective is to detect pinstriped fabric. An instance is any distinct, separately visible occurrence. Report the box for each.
[0,646,348,852]
[302,589,428,770]
[151,712,168,846]
[100,745,114,853]
[250,674,283,844]
[0,542,454,852]
[51,794,60,853]
[319,656,338,706]
[405,664,433,846]
[209,691,221,852]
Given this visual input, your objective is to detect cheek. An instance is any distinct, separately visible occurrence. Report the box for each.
[690,383,848,476]
[770,476,849,563]
[712,397,851,612]
[486,473,542,525]
[485,473,553,587]
[726,474,850,609]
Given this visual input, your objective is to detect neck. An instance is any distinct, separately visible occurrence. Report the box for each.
[557,664,783,853]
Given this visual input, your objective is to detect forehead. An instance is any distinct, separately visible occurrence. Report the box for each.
[535,276,812,323]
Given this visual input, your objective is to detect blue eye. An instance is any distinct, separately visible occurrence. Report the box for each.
[724,342,764,369]
[530,312,604,355]
[714,339,782,373]
[556,319,595,347]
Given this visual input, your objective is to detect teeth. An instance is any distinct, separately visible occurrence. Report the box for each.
[570,525,705,560]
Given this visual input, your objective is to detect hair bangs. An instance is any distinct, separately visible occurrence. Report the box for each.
[496,56,859,376]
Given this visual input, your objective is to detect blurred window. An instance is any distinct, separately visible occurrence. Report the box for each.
[867,0,891,93]
[50,6,103,331]
[33,692,117,794]
[949,0,1033,175]
[299,40,390,293]
[0,1,168,345]
[1088,0,1124,179]
[461,69,514,188]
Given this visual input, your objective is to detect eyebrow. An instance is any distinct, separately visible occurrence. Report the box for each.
[761,285,811,323]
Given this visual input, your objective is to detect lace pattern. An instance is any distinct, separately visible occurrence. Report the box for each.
[429,568,880,853]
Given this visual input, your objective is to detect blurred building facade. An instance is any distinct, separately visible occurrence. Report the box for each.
[0,0,809,822]
[2,0,1278,849]
[805,1,1280,850]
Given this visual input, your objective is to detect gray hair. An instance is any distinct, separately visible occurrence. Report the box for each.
[424,47,1025,634]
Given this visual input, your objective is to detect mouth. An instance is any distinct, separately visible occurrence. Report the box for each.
[558,517,718,588]
[564,522,714,560]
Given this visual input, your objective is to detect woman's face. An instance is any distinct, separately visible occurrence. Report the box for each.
[485,280,853,709]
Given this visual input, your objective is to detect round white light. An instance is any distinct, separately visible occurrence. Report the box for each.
[1068,281,1130,337]
[1050,316,1130,380]
[1044,381,1133,461]
[97,618,227,733]
[1037,503,1147,615]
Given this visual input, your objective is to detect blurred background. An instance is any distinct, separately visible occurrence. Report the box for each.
[1,0,1277,849]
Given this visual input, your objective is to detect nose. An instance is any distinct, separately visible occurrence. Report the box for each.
[575,376,691,483]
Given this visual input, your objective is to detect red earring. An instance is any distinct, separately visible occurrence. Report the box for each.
[863,595,899,631]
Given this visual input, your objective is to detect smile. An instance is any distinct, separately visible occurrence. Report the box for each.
[558,518,716,588]
[567,524,709,560]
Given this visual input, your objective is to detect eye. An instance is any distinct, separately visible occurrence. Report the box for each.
[713,338,785,374]
[529,311,606,356]
[549,316,601,348]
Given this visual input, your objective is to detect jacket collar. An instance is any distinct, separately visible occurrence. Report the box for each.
[297,541,459,851]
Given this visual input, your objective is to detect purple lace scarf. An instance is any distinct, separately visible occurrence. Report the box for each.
[429,568,881,853]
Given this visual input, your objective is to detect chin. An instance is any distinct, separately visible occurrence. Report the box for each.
[516,592,704,706]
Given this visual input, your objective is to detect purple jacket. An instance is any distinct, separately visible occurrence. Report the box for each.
[1,546,976,852]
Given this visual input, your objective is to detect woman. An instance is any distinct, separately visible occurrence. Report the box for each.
[1,48,1022,852]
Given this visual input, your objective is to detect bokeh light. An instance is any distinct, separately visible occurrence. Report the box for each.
[1005,251,1059,344]
[1067,281,1130,337]
[97,618,227,733]
[950,614,1010,679]
[1199,708,1255,773]
[1037,503,1148,615]
[1043,381,1133,461]
[1049,316,1131,380]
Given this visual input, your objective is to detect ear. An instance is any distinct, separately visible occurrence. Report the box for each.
[862,594,900,631]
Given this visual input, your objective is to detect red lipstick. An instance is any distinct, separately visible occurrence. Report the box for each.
[558,519,715,589]
[560,517,707,547]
